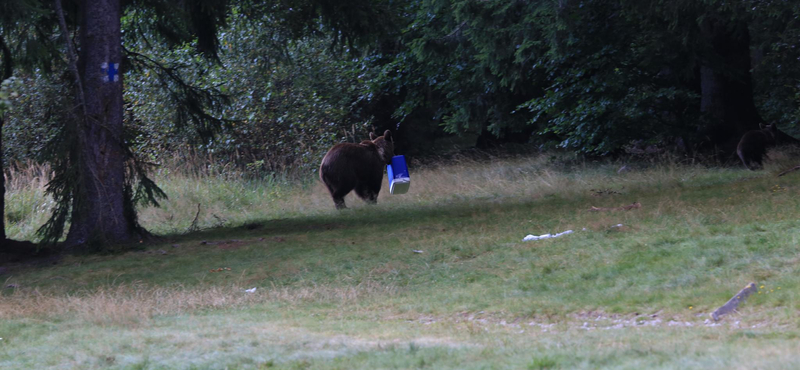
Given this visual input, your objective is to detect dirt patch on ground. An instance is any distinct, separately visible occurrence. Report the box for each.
[392,310,782,334]
[216,240,250,250]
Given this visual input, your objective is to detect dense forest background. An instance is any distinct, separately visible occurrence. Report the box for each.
[1,0,800,250]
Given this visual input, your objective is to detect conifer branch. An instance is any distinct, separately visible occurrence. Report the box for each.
[54,0,89,124]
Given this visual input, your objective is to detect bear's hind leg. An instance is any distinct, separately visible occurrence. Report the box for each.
[333,196,347,209]
[355,185,378,205]
[325,184,350,209]
[751,153,765,170]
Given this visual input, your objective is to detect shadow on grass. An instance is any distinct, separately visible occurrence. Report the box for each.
[158,194,562,244]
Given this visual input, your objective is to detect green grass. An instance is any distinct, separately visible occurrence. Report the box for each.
[2,154,800,369]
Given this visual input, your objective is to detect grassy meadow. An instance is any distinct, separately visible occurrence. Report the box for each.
[2,151,800,369]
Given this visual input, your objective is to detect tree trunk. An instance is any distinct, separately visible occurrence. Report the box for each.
[1,35,13,243]
[0,115,6,243]
[65,0,136,248]
[698,18,762,155]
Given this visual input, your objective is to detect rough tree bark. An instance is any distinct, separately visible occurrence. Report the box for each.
[0,34,12,243]
[0,115,6,243]
[698,17,762,155]
[64,0,137,248]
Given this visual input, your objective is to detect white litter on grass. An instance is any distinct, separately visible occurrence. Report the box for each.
[611,224,623,228]
[245,287,257,293]
[523,229,573,241]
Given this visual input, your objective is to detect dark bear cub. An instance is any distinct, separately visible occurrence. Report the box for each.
[737,123,777,170]
[319,130,395,209]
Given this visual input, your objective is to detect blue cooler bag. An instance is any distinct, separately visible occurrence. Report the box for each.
[387,155,411,195]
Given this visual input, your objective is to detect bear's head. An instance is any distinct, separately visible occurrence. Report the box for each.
[766,123,777,134]
[759,123,778,140]
[369,130,395,165]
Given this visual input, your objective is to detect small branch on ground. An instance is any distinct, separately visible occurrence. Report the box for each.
[589,202,641,212]
[777,165,800,177]
[188,203,201,233]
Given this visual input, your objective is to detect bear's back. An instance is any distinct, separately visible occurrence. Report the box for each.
[320,142,383,177]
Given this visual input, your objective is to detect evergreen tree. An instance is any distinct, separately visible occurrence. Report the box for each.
[3,0,399,251]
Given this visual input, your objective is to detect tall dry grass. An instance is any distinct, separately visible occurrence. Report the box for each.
[3,151,766,239]
[0,281,396,325]
[4,161,54,240]
[303,152,725,210]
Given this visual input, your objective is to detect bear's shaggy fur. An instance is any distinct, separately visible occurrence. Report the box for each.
[737,124,777,170]
[319,130,395,209]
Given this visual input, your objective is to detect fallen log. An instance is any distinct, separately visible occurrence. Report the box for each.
[777,165,800,177]
[710,282,758,321]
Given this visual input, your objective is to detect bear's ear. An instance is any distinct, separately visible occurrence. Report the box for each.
[759,123,765,129]
[384,130,392,142]
[369,132,377,140]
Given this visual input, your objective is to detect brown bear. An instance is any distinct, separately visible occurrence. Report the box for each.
[319,130,394,209]
[737,123,777,170]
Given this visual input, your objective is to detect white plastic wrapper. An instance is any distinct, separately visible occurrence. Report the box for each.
[523,229,573,241]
